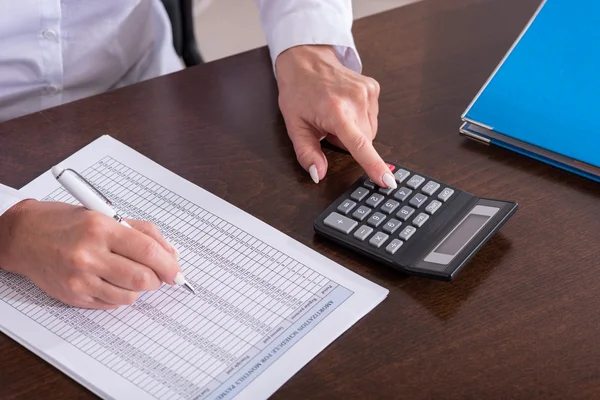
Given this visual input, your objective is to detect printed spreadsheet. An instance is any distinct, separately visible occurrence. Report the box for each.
[0,136,387,400]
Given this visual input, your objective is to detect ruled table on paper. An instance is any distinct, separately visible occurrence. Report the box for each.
[0,136,388,400]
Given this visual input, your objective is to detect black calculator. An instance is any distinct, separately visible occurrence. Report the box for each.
[314,162,518,281]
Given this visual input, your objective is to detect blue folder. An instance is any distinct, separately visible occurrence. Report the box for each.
[460,0,600,183]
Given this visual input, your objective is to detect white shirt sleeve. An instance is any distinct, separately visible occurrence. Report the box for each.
[0,183,26,218]
[253,0,362,74]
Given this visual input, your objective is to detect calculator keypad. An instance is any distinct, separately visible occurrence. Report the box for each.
[322,166,456,256]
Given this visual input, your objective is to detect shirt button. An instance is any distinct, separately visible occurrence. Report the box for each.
[43,29,57,40]
[46,85,60,94]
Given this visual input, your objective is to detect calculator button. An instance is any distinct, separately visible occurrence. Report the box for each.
[385,239,404,254]
[399,226,417,241]
[337,199,357,215]
[353,225,373,241]
[393,168,410,183]
[352,206,372,221]
[350,187,370,202]
[425,200,442,215]
[422,181,440,196]
[412,213,429,227]
[378,186,394,195]
[406,175,426,189]
[324,212,358,234]
[382,218,402,234]
[363,179,376,189]
[393,187,412,202]
[385,163,396,172]
[438,188,455,202]
[365,193,385,208]
[380,199,400,215]
[396,206,415,221]
[369,232,389,248]
[409,193,428,209]
[367,212,386,228]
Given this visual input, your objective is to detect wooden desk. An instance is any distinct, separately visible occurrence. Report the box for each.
[2,0,599,398]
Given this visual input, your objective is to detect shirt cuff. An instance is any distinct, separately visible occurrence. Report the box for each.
[266,10,362,75]
[0,183,26,218]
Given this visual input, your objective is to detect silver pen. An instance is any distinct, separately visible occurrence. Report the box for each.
[52,166,196,294]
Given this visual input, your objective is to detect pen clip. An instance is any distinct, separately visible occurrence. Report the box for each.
[64,168,114,207]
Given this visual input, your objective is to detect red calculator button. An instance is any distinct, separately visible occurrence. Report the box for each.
[385,163,396,172]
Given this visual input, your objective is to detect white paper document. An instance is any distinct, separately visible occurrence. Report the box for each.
[0,136,388,400]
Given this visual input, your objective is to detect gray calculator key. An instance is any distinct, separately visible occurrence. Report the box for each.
[363,179,376,189]
[412,213,429,227]
[352,205,372,221]
[407,175,426,189]
[350,187,370,202]
[394,168,410,183]
[393,187,412,202]
[399,225,417,241]
[396,206,415,221]
[382,218,402,234]
[337,199,356,215]
[365,193,385,208]
[386,239,404,254]
[369,232,389,248]
[380,199,400,215]
[438,188,455,202]
[409,193,428,209]
[353,225,373,241]
[378,186,394,195]
[425,200,442,215]
[422,181,441,196]
[367,212,386,228]
[324,212,358,234]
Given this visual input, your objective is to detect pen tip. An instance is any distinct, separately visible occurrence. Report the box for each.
[184,282,196,294]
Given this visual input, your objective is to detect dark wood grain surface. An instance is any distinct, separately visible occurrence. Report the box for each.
[2,0,599,398]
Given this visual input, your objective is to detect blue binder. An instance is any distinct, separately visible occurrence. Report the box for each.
[460,0,600,183]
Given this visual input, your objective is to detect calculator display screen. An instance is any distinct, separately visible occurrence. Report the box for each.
[434,214,490,256]
[423,205,499,265]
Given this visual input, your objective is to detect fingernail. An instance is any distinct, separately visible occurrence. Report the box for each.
[173,272,185,286]
[309,164,319,184]
[382,172,397,189]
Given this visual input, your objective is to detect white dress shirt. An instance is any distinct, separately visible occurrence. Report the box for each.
[0,0,360,218]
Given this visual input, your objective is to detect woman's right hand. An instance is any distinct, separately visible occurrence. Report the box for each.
[0,199,182,309]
